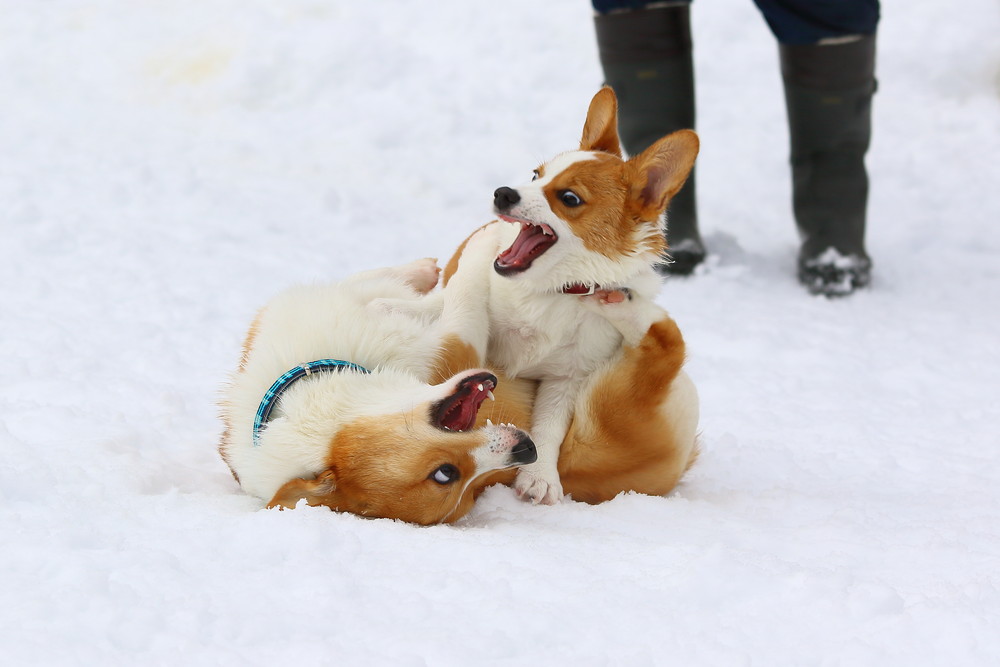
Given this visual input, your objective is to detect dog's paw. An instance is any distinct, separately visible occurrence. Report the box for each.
[513,469,563,505]
[581,289,666,346]
[582,287,632,305]
[399,258,441,294]
[580,288,634,318]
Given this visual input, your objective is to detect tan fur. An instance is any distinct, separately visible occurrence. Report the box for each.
[579,87,622,157]
[541,154,635,257]
[218,310,266,479]
[572,86,698,258]
[557,317,697,504]
[625,130,700,226]
[430,334,482,385]
[238,310,264,371]
[268,413,487,525]
[544,129,698,260]
[262,375,539,524]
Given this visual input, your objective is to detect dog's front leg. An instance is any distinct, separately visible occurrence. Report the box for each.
[439,227,499,355]
[431,227,499,381]
[513,378,572,504]
[364,258,447,320]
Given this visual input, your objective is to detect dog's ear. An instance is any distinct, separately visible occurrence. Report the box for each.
[580,87,622,157]
[627,129,699,217]
[267,468,339,510]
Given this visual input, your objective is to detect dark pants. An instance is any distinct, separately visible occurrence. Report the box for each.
[592,0,880,44]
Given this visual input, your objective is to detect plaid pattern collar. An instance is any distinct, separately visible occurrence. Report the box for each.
[252,359,370,447]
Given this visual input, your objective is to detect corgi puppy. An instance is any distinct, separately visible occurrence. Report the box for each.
[218,259,537,525]
[441,86,700,504]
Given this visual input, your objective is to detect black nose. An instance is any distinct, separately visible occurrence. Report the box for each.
[493,186,521,212]
[510,434,537,465]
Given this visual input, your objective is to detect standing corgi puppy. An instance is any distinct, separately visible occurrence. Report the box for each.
[443,87,700,504]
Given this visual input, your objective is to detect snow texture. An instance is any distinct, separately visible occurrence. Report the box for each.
[2,0,1000,664]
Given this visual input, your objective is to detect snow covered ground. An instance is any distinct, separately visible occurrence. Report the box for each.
[2,0,999,664]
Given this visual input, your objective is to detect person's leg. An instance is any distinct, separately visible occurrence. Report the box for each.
[755,0,880,296]
[593,1,704,275]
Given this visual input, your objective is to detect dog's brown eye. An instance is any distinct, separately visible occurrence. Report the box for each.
[559,190,582,207]
[430,464,460,485]
[531,170,540,181]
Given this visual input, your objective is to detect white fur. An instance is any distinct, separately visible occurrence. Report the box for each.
[221,260,524,503]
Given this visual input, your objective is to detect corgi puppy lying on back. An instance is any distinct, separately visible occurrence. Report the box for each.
[442,87,700,504]
[219,259,537,525]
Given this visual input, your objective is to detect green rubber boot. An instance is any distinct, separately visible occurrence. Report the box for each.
[594,4,703,275]
[781,35,877,296]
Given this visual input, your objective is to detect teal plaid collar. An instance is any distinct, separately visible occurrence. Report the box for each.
[252,359,370,447]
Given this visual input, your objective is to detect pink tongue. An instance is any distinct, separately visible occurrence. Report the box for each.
[497,225,553,270]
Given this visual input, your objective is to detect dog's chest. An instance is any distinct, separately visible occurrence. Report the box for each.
[487,298,621,379]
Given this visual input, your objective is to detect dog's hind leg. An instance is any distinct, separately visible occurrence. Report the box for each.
[361,259,448,321]
[344,257,441,294]
[558,310,699,503]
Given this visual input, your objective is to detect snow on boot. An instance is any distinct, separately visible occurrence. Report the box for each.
[594,4,704,275]
[798,248,872,297]
[781,34,877,296]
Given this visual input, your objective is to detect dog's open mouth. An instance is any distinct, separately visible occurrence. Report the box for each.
[494,215,557,276]
[432,372,497,432]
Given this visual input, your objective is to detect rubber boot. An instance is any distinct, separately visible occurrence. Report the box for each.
[781,34,877,296]
[594,4,704,275]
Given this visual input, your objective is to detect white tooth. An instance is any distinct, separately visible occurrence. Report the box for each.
[486,418,493,426]
[477,384,484,392]
[487,390,495,401]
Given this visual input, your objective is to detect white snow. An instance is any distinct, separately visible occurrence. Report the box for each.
[3,0,1000,664]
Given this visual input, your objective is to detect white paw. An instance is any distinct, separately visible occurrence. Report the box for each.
[580,289,663,345]
[513,468,563,505]
[579,287,637,324]
[399,258,441,294]
[580,287,632,308]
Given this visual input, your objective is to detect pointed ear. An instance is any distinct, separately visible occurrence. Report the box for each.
[267,468,338,510]
[580,86,622,157]
[628,129,699,216]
